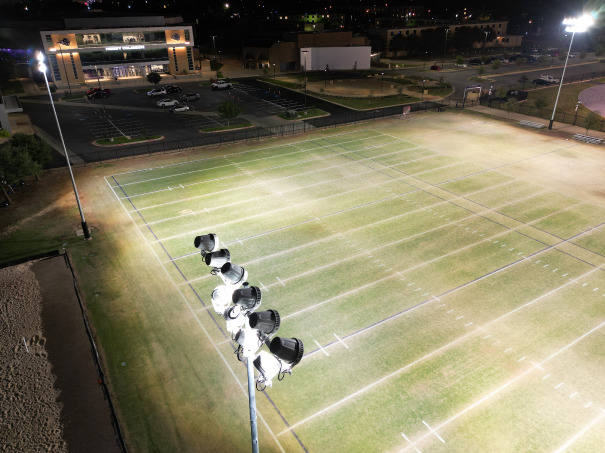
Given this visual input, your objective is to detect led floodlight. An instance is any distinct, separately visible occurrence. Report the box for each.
[221,262,248,286]
[194,233,219,252]
[253,350,282,386]
[210,285,233,315]
[205,248,231,267]
[269,337,304,367]
[249,310,280,337]
[232,285,262,312]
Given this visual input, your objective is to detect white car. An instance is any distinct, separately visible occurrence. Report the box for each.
[211,79,233,90]
[157,98,179,107]
[147,88,167,97]
[169,104,191,113]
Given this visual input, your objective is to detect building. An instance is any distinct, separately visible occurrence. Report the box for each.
[39,14,196,87]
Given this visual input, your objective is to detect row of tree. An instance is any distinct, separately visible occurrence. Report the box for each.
[0,133,52,204]
[389,26,496,56]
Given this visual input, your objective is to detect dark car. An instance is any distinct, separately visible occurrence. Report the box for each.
[532,79,551,86]
[180,92,201,102]
[87,89,111,99]
[164,85,182,93]
[86,87,111,96]
[430,65,442,71]
[469,58,483,65]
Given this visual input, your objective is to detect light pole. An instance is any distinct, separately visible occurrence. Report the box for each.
[56,41,72,95]
[273,63,276,80]
[573,100,581,125]
[483,31,488,56]
[194,234,304,453]
[380,72,384,92]
[302,50,308,109]
[210,35,217,60]
[548,13,594,130]
[422,79,425,99]
[442,28,449,69]
[94,64,111,140]
[37,52,91,240]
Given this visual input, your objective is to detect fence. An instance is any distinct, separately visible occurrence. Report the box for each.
[69,100,448,165]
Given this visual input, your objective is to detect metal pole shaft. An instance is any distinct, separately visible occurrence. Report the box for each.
[42,71,91,239]
[246,356,259,453]
[549,32,575,130]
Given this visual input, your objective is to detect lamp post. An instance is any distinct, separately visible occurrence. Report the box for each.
[422,79,425,99]
[442,28,449,69]
[56,41,72,95]
[573,100,581,125]
[380,72,384,92]
[483,31,488,55]
[302,50,308,109]
[37,52,91,240]
[210,35,217,60]
[548,13,594,130]
[194,234,303,453]
[273,63,276,80]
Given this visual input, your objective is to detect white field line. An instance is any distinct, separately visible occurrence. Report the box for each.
[111,128,386,180]
[334,334,349,349]
[115,136,404,198]
[401,433,422,453]
[399,320,605,453]
[279,267,602,436]
[104,178,287,452]
[264,188,577,298]
[552,409,605,453]
[421,420,445,443]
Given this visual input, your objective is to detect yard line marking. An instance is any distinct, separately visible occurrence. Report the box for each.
[552,409,605,453]
[593,287,599,292]
[584,401,593,408]
[276,277,286,287]
[530,361,544,370]
[414,288,421,292]
[314,340,329,356]
[455,316,464,320]
[421,420,445,444]
[436,304,446,308]
[465,322,473,327]
[555,383,564,389]
[492,341,500,346]
[407,283,415,287]
[401,433,422,453]
[432,296,441,302]
[517,356,526,362]
[398,321,605,453]
[536,260,541,263]
[569,392,578,399]
[582,283,588,286]
[447,310,454,314]
[542,374,550,379]
[543,264,549,268]
[236,237,243,245]
[483,335,492,339]
[421,293,429,297]
[563,273,568,277]
[504,348,512,353]
[552,268,558,272]
[258,281,268,291]
[333,334,349,349]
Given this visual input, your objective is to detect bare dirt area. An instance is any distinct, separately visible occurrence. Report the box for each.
[0,255,122,453]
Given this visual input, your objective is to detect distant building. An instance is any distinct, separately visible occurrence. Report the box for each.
[39,14,196,87]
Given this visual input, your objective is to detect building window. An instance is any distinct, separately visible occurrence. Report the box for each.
[45,34,53,45]
[49,54,61,80]
[172,47,178,72]
[70,54,78,79]
[184,29,190,41]
[186,47,194,71]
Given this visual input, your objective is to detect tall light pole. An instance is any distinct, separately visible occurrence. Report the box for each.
[483,31,488,56]
[273,63,276,80]
[380,72,384,92]
[548,13,594,130]
[56,41,72,95]
[37,52,91,240]
[302,50,308,109]
[422,79,425,99]
[442,28,449,69]
[210,35,217,60]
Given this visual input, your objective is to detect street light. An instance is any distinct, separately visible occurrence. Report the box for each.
[442,28,449,69]
[56,40,72,95]
[548,13,594,130]
[483,31,488,55]
[195,234,303,453]
[273,63,276,80]
[380,72,384,92]
[422,79,425,99]
[36,52,91,240]
[302,50,309,109]
[573,100,581,125]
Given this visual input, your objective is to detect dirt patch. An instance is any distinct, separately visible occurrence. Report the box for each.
[0,255,123,452]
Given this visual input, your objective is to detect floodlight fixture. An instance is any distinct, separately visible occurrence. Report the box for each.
[249,310,280,337]
[253,337,304,388]
[205,248,231,268]
[234,326,264,357]
[563,13,595,33]
[270,337,304,367]
[232,284,261,312]
[210,285,233,315]
[253,350,282,387]
[194,233,220,253]
[220,262,248,286]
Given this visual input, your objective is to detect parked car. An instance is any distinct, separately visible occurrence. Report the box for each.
[164,85,183,93]
[86,87,111,96]
[157,98,180,107]
[469,58,483,65]
[180,92,201,102]
[430,65,442,71]
[532,78,552,86]
[211,79,233,90]
[539,75,559,84]
[87,89,111,99]
[169,104,192,113]
[147,88,167,97]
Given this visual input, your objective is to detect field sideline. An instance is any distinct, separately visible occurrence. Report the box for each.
[91,111,605,452]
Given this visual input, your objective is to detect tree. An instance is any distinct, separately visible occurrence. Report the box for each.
[519,74,529,89]
[0,144,39,204]
[583,111,601,133]
[503,98,517,116]
[146,72,162,86]
[0,51,17,88]
[397,86,404,100]
[456,55,465,66]
[8,133,52,176]
[533,97,548,110]
[477,65,485,75]
[217,101,242,126]
[491,59,501,70]
[368,90,375,106]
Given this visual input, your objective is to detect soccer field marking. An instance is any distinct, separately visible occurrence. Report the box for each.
[398,320,605,453]
[421,420,445,443]
[569,392,578,399]
[584,401,593,408]
[401,433,422,453]
[314,340,329,357]
[333,334,349,349]
[103,179,291,453]
[276,277,285,287]
[552,409,605,453]
[290,267,603,434]
[555,383,565,389]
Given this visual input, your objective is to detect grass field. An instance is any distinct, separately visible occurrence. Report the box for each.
[96,113,605,452]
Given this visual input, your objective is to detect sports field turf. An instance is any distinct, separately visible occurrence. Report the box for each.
[104,113,605,452]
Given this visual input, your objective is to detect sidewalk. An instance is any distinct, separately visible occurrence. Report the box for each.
[467,104,605,140]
